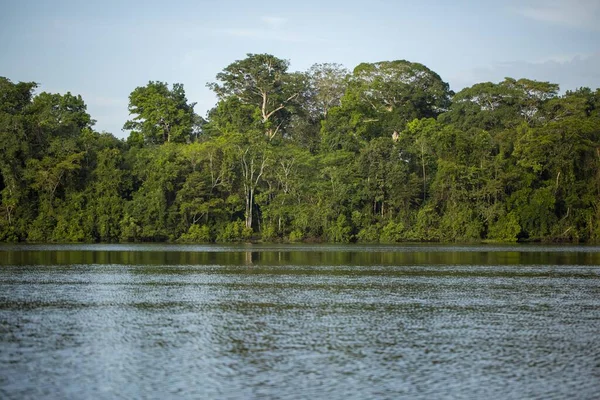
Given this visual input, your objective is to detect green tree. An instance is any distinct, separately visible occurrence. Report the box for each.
[121,143,187,241]
[305,63,349,119]
[0,78,37,240]
[124,81,199,144]
[208,53,305,140]
[345,60,452,133]
[440,78,559,131]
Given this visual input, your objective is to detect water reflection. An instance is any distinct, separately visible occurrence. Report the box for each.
[1,243,600,266]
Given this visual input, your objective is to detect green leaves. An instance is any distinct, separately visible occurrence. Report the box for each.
[26,148,85,199]
[208,54,303,140]
[124,81,198,144]
[2,56,600,244]
[441,78,559,131]
[209,53,290,105]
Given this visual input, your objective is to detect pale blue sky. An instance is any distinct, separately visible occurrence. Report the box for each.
[1,0,599,137]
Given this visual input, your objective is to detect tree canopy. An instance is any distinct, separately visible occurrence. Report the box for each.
[124,81,199,144]
[1,55,600,243]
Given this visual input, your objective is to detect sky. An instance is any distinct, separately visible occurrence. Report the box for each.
[1,0,599,138]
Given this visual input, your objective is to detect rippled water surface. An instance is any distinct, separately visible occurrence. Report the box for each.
[1,244,599,399]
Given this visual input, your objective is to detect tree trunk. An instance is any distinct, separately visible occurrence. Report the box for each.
[245,188,253,229]
[421,148,426,200]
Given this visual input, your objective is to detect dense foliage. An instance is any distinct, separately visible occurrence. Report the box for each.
[2,54,600,243]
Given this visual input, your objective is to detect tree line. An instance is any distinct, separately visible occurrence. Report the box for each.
[1,54,599,243]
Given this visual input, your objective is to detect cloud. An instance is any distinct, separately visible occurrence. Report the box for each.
[214,14,321,43]
[260,16,287,28]
[450,53,600,92]
[513,0,600,30]
[215,15,329,44]
[217,28,308,43]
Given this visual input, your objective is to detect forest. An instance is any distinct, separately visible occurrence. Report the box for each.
[1,54,599,243]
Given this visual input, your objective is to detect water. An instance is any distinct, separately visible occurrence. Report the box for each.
[1,244,599,399]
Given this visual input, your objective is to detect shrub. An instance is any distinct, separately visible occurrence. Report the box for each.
[380,221,405,242]
[488,212,521,242]
[178,224,211,242]
[288,229,304,242]
[356,224,381,242]
[216,220,253,242]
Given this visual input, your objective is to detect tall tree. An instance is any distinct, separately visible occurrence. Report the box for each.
[305,63,349,119]
[124,81,198,144]
[440,78,559,131]
[320,60,452,148]
[0,78,37,240]
[347,60,452,128]
[208,53,304,140]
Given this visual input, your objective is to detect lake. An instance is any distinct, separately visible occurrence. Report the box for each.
[1,244,599,399]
